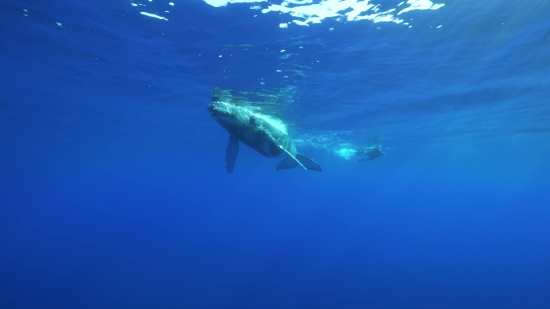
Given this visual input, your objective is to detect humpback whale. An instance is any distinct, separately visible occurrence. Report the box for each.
[208,97,322,174]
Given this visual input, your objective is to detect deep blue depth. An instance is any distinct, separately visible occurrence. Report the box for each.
[1,0,550,308]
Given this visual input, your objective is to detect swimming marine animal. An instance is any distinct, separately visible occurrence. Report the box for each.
[208,98,322,174]
[358,147,386,161]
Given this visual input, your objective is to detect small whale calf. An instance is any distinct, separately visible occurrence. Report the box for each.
[208,95,322,174]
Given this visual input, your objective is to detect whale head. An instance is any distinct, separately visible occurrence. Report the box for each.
[207,101,248,131]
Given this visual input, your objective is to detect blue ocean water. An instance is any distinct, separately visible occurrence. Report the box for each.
[1,0,549,308]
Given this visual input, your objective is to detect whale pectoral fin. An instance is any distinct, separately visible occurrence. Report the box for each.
[225,135,239,174]
[296,154,322,172]
[276,156,298,170]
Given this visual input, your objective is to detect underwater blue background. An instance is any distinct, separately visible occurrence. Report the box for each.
[1,0,549,308]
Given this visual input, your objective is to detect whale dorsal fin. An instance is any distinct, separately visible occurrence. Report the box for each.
[225,135,239,174]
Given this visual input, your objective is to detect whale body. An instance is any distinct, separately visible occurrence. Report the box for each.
[208,97,322,174]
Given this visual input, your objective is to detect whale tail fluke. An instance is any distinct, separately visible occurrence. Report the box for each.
[276,154,322,172]
[296,154,322,172]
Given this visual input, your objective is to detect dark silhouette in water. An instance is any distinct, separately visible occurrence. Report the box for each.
[357,146,385,162]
